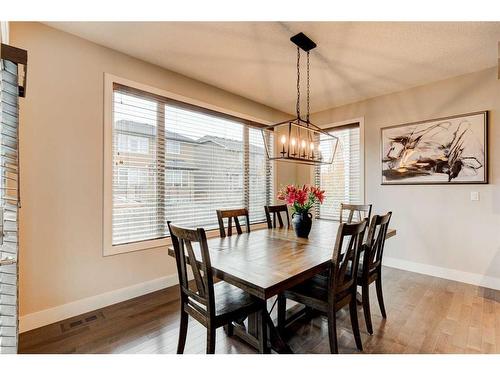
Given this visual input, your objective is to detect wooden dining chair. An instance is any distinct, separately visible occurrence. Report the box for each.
[216,208,250,237]
[167,222,267,354]
[264,204,290,229]
[340,203,372,223]
[356,212,392,335]
[277,219,369,354]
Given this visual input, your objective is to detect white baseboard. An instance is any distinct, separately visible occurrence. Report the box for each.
[21,257,500,333]
[383,256,500,291]
[19,274,179,333]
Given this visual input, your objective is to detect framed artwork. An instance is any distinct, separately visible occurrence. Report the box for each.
[381,111,488,185]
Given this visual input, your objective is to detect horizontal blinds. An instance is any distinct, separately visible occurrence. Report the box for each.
[1,60,19,354]
[112,85,273,245]
[164,105,244,229]
[113,91,161,245]
[248,127,273,223]
[315,126,361,221]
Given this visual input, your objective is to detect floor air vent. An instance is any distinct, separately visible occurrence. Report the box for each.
[60,312,104,332]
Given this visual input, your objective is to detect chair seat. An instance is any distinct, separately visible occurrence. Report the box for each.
[285,272,354,313]
[286,274,329,302]
[346,260,381,282]
[213,281,261,321]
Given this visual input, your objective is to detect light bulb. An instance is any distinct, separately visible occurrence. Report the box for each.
[310,142,314,150]
[301,140,306,148]
[291,138,296,146]
[280,135,286,144]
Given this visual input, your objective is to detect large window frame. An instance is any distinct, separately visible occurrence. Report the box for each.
[312,118,365,221]
[103,74,276,256]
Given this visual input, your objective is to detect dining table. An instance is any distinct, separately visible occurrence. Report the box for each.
[167,218,396,353]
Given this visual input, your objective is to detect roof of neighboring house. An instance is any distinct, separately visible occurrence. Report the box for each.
[197,135,242,151]
[165,130,197,143]
[116,120,265,153]
[115,120,156,136]
[115,120,196,143]
[198,135,265,154]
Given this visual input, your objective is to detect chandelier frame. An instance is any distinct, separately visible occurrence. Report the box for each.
[261,32,339,166]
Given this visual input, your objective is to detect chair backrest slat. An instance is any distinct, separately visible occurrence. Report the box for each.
[168,222,215,317]
[216,208,250,237]
[184,239,206,298]
[264,204,290,229]
[329,219,368,298]
[340,203,372,223]
[364,212,392,273]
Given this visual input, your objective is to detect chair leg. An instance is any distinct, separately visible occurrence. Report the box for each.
[177,310,189,354]
[327,309,339,354]
[277,294,286,333]
[258,308,270,354]
[361,284,373,335]
[225,322,234,337]
[206,326,216,354]
[349,298,363,351]
[375,276,387,318]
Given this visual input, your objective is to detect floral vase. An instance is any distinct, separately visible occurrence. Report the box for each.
[292,211,313,238]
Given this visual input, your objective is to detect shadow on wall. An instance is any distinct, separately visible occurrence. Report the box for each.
[492,179,500,216]
[481,247,500,300]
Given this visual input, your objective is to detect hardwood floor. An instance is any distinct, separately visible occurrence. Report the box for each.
[19,266,500,354]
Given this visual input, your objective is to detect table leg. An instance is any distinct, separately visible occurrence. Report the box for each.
[258,309,270,354]
[231,305,293,354]
[247,311,259,337]
[264,312,293,354]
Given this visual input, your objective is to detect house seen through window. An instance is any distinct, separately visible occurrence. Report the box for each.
[111,84,273,246]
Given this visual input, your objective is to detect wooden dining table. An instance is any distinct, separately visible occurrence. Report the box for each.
[167,219,396,353]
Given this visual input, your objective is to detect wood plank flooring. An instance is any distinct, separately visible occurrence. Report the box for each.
[19,267,500,354]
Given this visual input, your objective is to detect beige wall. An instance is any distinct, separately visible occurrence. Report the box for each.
[11,22,293,320]
[311,67,500,283]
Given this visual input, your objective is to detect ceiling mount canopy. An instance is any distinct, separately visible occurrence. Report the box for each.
[290,32,317,52]
[261,32,338,165]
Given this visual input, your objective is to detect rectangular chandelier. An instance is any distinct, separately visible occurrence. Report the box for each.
[261,119,339,165]
[261,32,339,165]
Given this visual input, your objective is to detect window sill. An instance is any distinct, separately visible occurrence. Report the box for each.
[103,221,269,257]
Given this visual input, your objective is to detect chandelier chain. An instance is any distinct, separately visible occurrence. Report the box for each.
[296,46,301,120]
[307,51,310,123]
[261,33,336,165]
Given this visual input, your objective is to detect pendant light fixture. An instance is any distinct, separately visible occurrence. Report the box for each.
[261,32,338,165]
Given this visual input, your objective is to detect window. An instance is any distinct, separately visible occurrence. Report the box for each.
[249,127,273,223]
[117,133,149,154]
[166,170,190,187]
[105,79,274,254]
[315,124,362,221]
[166,139,181,154]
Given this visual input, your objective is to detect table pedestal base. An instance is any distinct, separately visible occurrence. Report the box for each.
[227,308,293,354]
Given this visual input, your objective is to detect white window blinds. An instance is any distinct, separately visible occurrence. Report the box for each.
[112,84,273,246]
[1,60,20,354]
[249,127,273,223]
[315,124,361,221]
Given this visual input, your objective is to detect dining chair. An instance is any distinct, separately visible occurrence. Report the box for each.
[264,204,290,229]
[216,208,250,237]
[356,212,392,335]
[339,203,372,223]
[167,221,267,354]
[277,219,369,354]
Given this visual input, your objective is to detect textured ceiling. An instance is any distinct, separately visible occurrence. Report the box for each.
[45,22,500,114]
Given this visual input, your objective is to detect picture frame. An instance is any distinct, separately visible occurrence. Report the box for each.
[381,111,488,185]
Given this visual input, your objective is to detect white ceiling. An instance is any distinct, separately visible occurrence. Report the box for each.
[45,22,500,114]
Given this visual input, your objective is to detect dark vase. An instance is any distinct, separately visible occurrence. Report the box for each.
[292,211,313,238]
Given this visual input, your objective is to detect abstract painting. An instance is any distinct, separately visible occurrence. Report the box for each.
[381,111,487,184]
